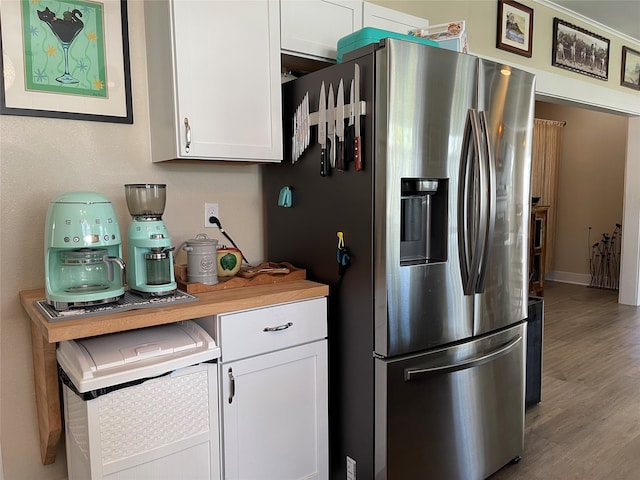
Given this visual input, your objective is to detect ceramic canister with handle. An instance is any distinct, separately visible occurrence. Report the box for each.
[182,234,219,285]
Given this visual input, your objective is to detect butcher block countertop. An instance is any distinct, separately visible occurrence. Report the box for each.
[21,280,328,343]
[20,280,328,465]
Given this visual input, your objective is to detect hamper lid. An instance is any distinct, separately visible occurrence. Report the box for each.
[57,321,220,393]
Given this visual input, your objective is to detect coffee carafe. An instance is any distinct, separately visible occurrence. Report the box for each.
[44,192,126,310]
[125,184,177,296]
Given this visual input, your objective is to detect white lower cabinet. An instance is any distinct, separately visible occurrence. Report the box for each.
[216,298,328,480]
[222,341,328,479]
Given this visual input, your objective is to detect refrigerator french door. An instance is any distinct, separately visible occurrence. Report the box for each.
[473,60,535,337]
[264,38,535,480]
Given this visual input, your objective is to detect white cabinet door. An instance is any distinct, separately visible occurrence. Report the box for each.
[362,2,428,33]
[221,341,328,480]
[280,0,362,60]
[144,0,282,162]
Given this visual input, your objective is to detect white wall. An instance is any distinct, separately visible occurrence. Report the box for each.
[620,117,640,305]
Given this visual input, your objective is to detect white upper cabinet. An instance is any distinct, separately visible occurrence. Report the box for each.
[362,2,428,33]
[280,1,428,61]
[280,0,362,61]
[144,0,283,162]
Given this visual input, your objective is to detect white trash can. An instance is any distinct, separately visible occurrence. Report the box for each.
[57,321,221,480]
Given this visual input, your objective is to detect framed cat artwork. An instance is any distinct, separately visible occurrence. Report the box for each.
[0,0,133,123]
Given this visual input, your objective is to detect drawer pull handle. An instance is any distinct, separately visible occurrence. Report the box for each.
[263,322,293,332]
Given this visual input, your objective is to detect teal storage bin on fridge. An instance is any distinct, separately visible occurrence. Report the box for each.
[337,27,438,63]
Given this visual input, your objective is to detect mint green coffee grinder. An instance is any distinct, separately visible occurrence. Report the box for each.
[124,184,177,296]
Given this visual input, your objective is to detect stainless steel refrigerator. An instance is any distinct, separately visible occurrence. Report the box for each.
[263,39,535,480]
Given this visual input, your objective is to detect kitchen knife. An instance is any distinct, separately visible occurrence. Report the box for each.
[292,109,297,163]
[301,94,308,155]
[296,103,302,162]
[354,64,363,171]
[296,103,302,161]
[304,92,310,150]
[346,80,355,166]
[327,83,335,169]
[318,82,328,177]
[336,79,345,171]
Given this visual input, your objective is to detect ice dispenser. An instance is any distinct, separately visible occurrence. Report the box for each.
[400,178,448,265]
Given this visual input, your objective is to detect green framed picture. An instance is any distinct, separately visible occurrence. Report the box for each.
[0,0,132,123]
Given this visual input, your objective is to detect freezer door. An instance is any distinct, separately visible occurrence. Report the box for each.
[374,39,477,357]
[374,323,525,480]
[474,60,536,335]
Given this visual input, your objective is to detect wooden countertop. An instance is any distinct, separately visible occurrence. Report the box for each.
[21,280,329,344]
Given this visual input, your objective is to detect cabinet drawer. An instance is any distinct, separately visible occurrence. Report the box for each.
[218,298,327,362]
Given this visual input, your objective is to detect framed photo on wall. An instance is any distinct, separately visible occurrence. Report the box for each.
[496,0,534,57]
[552,18,610,81]
[0,0,133,123]
[621,46,640,90]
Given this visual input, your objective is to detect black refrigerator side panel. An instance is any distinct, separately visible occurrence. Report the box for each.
[263,54,377,479]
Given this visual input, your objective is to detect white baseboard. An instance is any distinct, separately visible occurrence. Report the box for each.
[545,271,591,286]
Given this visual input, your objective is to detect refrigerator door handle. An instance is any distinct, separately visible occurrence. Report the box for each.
[457,109,473,291]
[458,108,485,295]
[404,335,522,381]
[475,111,496,293]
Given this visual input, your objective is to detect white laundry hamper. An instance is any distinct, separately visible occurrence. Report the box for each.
[57,321,221,480]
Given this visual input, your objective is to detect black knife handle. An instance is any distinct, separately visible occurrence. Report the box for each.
[320,148,328,177]
[337,140,345,171]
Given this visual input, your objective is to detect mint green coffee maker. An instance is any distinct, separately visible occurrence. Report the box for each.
[44,192,126,310]
[124,184,177,296]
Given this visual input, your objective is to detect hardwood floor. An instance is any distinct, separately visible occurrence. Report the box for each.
[489,281,640,480]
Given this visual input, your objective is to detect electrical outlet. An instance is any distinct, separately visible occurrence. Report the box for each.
[204,203,219,228]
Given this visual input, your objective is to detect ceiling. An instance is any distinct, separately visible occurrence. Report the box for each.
[549,1,640,41]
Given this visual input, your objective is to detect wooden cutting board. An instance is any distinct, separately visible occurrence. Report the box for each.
[175,262,306,294]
